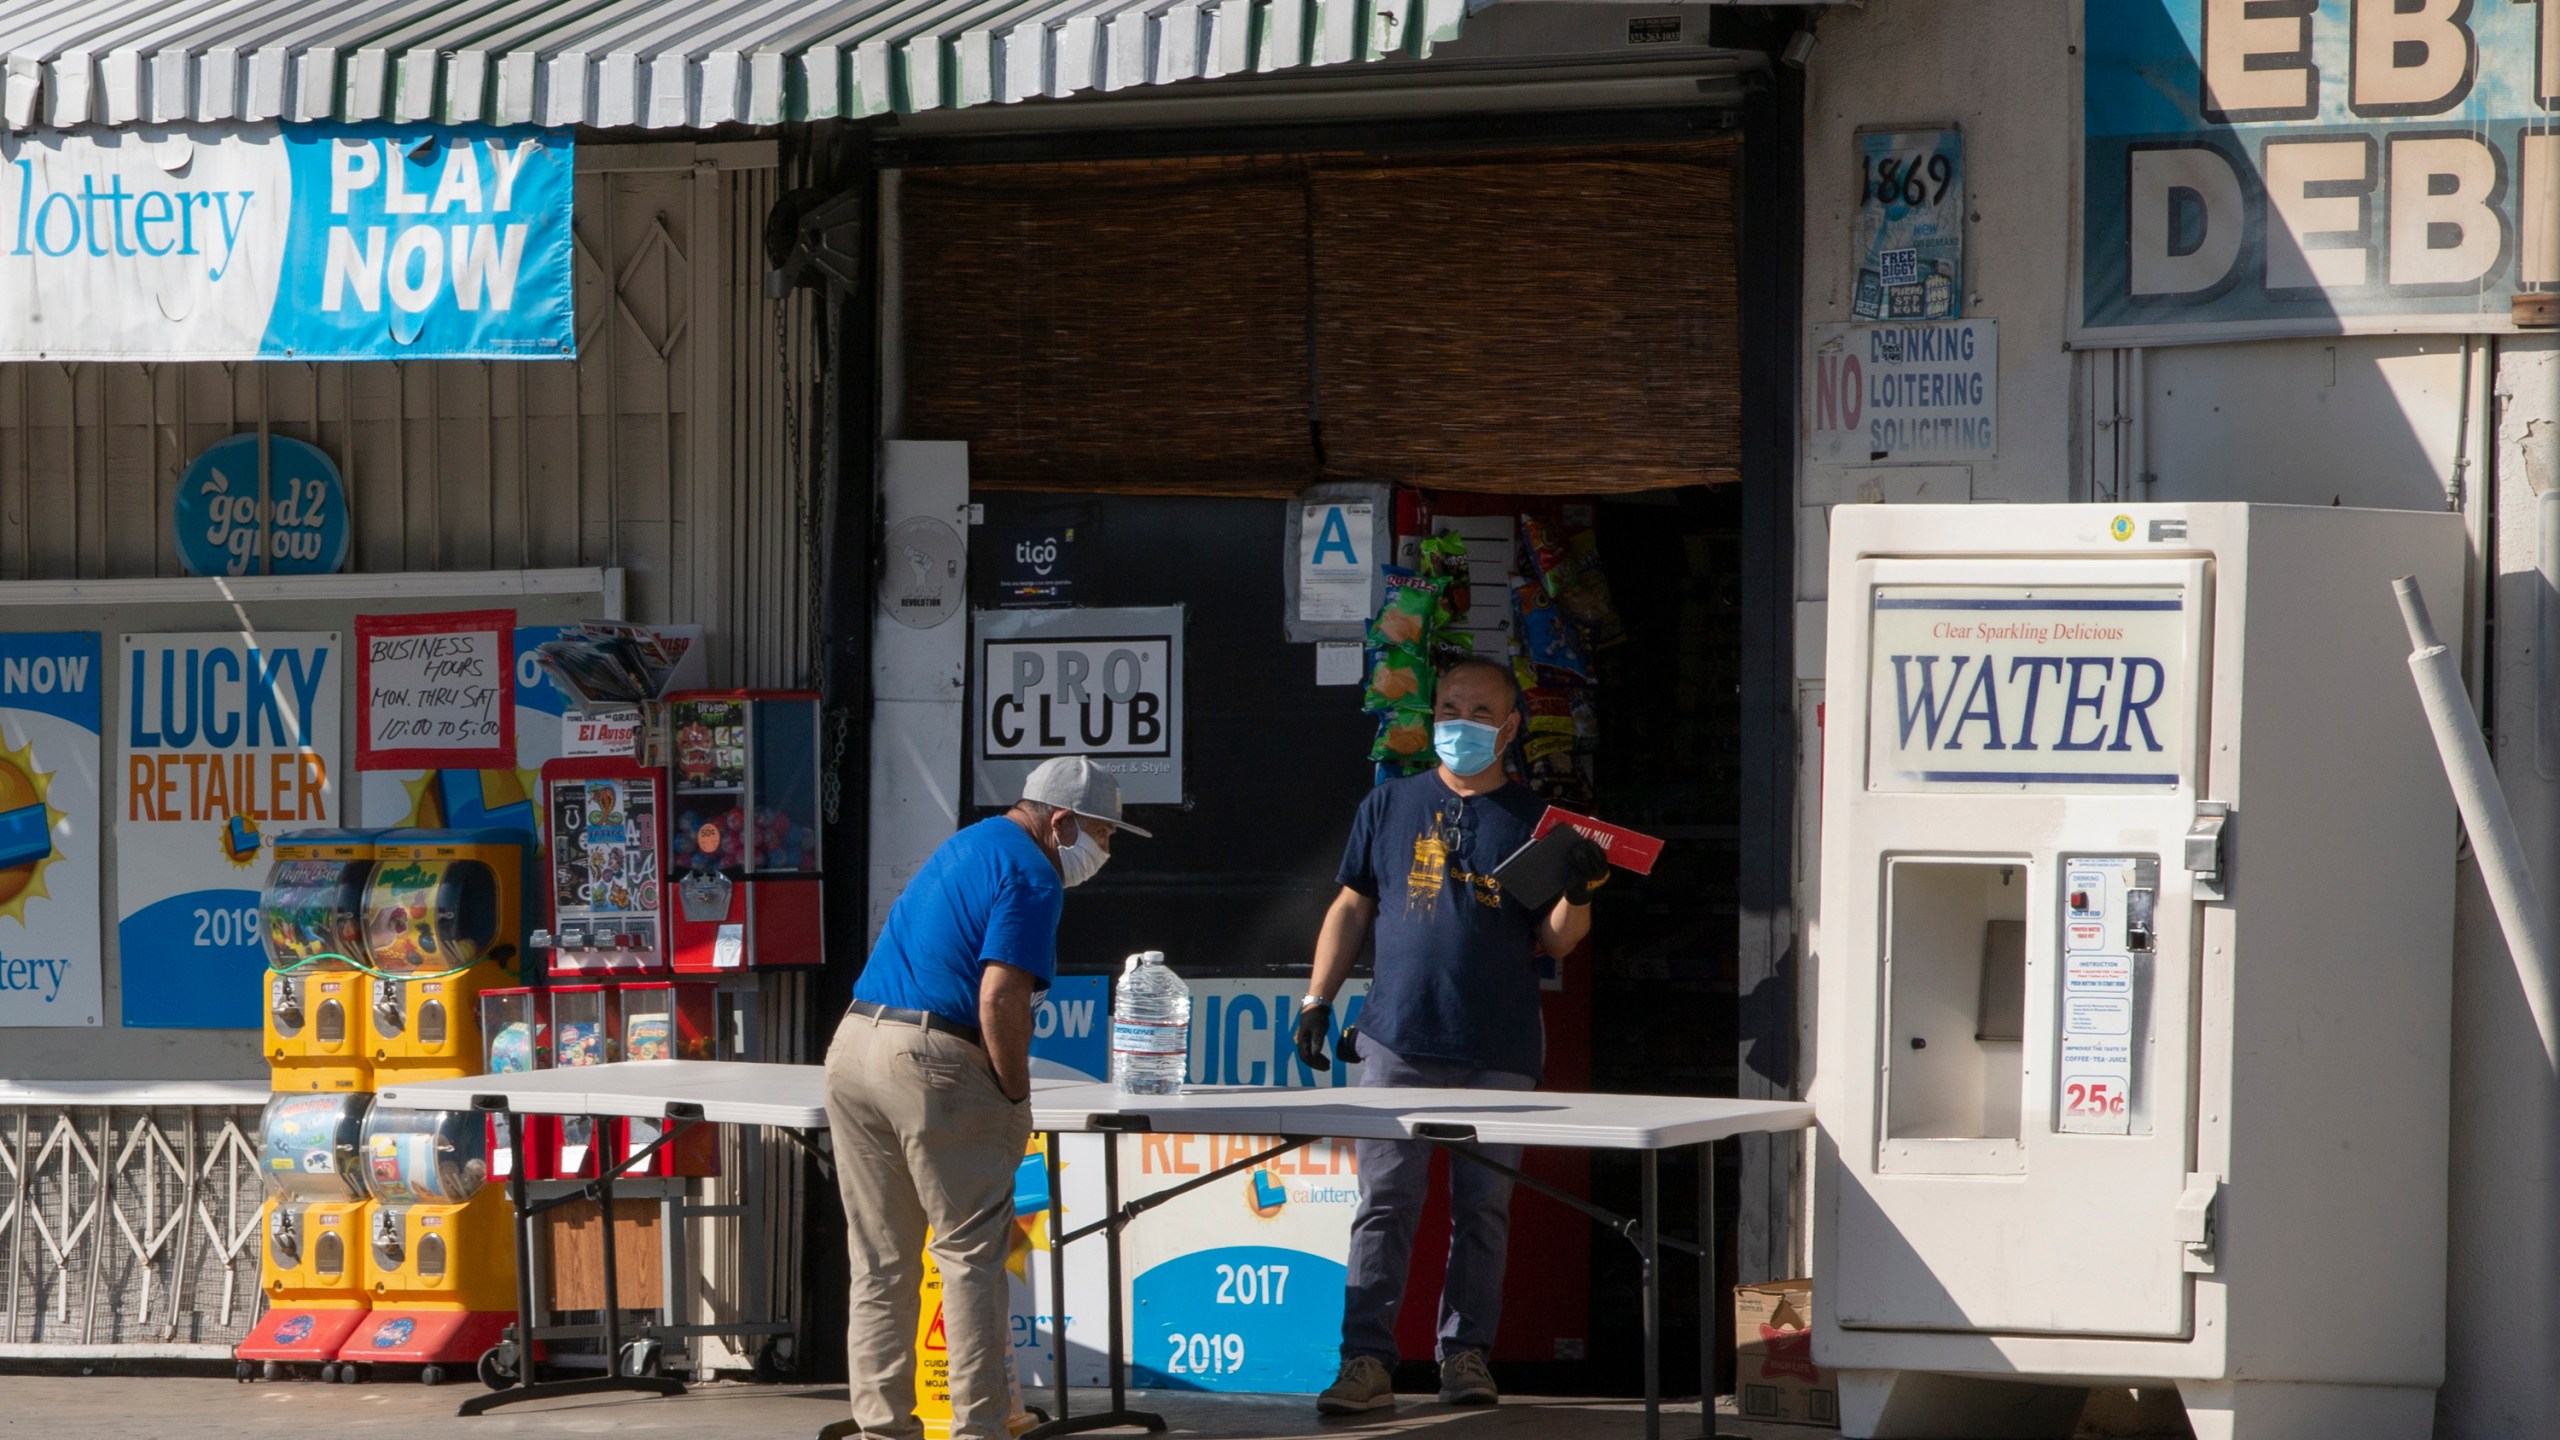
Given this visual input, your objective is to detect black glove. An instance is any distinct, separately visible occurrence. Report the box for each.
[1563,836,1611,907]
[1294,999,1333,1072]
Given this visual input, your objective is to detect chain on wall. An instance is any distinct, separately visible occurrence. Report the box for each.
[0,1104,267,1351]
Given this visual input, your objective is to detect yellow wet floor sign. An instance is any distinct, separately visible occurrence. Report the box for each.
[914,1241,1036,1439]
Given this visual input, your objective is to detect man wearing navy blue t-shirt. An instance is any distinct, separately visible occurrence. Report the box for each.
[1299,657,1606,1415]
[823,755,1148,1440]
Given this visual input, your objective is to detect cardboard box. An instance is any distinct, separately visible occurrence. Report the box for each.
[1734,1279,1837,1428]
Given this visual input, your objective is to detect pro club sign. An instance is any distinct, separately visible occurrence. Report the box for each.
[973,606,1184,807]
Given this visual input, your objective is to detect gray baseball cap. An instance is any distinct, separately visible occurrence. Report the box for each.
[1021,755,1154,838]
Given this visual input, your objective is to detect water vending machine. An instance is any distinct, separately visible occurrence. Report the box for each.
[361,829,527,1085]
[1813,505,2461,1440]
[341,1104,515,1375]
[663,691,824,971]
[262,830,381,1093]
[236,1093,373,1371]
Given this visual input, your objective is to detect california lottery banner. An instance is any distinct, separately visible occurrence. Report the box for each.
[0,634,101,1027]
[1119,978,1371,1394]
[2081,1,2560,343]
[118,632,338,1028]
[360,625,563,832]
[1,124,572,361]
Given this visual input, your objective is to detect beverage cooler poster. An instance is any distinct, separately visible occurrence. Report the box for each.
[117,631,338,1028]
[359,625,566,834]
[0,633,102,1027]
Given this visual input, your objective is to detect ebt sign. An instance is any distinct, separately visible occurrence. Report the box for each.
[172,434,351,577]
[1866,587,2192,793]
[0,123,572,362]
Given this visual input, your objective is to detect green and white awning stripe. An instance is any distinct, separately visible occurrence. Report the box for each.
[1,0,1472,130]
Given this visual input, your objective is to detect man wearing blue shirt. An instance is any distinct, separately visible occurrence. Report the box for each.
[824,755,1148,1440]
[1297,657,1606,1415]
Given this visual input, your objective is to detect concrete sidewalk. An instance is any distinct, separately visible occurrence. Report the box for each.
[0,1376,1834,1440]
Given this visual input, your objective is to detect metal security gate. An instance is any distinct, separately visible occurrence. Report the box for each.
[0,1088,268,1357]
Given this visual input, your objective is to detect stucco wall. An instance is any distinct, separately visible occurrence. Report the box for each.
[1798,3,2541,1434]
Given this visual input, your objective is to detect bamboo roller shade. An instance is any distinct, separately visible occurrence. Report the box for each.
[899,142,1741,498]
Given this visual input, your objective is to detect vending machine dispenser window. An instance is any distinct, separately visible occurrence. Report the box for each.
[615,980,721,1175]
[478,987,548,1181]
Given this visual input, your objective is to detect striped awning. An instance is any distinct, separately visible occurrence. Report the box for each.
[0,0,1477,131]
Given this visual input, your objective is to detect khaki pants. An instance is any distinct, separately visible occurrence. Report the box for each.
[824,1008,1032,1440]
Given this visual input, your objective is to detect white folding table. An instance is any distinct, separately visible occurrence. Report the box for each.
[378,1062,1813,1439]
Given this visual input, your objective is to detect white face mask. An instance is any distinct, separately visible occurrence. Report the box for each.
[1056,823,1111,888]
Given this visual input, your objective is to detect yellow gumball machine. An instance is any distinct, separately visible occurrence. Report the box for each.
[262,830,381,1094]
[360,829,527,1087]
[234,1094,373,1378]
[339,1103,517,1379]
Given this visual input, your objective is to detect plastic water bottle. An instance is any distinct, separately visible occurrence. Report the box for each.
[1110,950,1191,1096]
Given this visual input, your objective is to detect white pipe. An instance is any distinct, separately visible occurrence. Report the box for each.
[2395,575,2560,1077]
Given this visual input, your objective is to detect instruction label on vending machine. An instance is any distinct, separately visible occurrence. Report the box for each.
[2058,856,2153,1136]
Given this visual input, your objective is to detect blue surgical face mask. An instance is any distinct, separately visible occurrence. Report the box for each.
[1433,719,1503,778]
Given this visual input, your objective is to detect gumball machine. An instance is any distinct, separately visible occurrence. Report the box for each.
[478,987,549,1183]
[664,691,824,972]
[547,984,619,1178]
[361,829,528,1086]
[613,981,720,1176]
[261,830,382,1094]
[236,1093,374,1376]
[339,1105,517,1378]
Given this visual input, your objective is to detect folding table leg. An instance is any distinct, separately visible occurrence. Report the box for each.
[1023,1133,1165,1439]
[461,1111,687,1417]
[1047,1133,1069,1425]
[1642,1149,1662,1440]
[1694,1139,1722,1440]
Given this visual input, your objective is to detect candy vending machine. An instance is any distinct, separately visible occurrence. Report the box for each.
[262,830,381,1093]
[340,1104,516,1378]
[534,760,667,977]
[362,829,528,1085]
[612,980,720,1176]
[478,986,549,1183]
[546,983,619,1178]
[236,1094,374,1374]
[663,692,824,972]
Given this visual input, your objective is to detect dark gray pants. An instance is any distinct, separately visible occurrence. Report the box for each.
[1339,1038,1537,1365]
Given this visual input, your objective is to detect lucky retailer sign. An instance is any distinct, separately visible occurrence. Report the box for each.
[0,634,102,1028]
[973,606,1183,807]
[118,632,339,1028]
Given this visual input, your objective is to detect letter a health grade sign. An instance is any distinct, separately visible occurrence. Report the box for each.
[2080,1,2560,343]
[1,124,572,361]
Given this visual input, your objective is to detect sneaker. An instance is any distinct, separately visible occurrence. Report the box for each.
[1437,1347,1498,1406]
[1317,1354,1396,1415]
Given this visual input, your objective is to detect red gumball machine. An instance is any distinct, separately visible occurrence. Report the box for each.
[662,692,824,973]
[534,758,668,979]
[477,987,551,1183]
[612,981,720,1176]
[545,984,618,1179]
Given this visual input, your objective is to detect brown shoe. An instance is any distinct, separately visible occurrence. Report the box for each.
[1318,1354,1396,1415]
[1437,1348,1498,1406]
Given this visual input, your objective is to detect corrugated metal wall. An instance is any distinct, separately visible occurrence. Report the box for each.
[0,141,817,691]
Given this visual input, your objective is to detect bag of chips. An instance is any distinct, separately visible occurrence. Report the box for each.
[1369,578,1443,649]
[1363,645,1433,714]
[1369,705,1435,766]
[1519,584,1593,680]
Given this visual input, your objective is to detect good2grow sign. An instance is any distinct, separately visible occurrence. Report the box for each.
[0,123,572,361]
